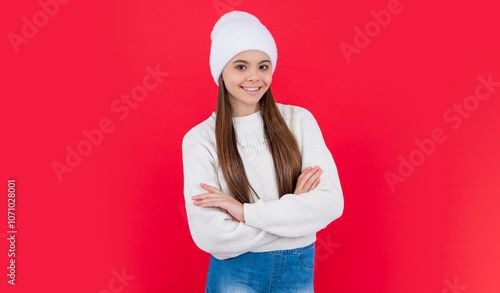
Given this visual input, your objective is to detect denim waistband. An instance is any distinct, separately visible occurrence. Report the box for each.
[263,241,315,255]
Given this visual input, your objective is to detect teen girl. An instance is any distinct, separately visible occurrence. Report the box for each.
[182,10,344,292]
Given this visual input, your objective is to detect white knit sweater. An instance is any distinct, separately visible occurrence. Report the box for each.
[182,102,344,260]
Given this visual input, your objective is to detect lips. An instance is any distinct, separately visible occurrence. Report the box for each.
[241,86,261,90]
[240,86,263,95]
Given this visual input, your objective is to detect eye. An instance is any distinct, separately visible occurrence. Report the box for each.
[260,65,269,70]
[236,65,246,70]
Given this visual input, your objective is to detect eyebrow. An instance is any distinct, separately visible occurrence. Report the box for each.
[232,59,271,64]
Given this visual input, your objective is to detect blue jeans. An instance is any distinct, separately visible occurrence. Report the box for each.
[205,242,315,293]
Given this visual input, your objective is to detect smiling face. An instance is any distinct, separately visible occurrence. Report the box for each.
[221,50,273,117]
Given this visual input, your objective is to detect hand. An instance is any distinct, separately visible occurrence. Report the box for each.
[294,166,322,195]
[192,183,245,222]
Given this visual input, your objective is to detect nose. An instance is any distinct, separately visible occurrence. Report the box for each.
[246,67,260,82]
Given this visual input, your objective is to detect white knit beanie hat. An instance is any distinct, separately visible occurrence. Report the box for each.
[209,11,278,86]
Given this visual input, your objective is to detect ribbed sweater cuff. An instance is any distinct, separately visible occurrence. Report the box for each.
[243,203,257,227]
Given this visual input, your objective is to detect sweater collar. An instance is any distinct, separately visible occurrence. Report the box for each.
[232,110,263,129]
[211,110,264,130]
[211,110,266,147]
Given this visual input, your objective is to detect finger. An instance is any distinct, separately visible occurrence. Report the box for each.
[200,199,220,207]
[299,167,319,186]
[194,197,224,207]
[303,168,322,190]
[193,191,229,203]
[296,167,313,190]
[200,183,224,194]
[310,177,320,191]
[193,192,223,200]
[192,193,207,200]
[192,192,218,202]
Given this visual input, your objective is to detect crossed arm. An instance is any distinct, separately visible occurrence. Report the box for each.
[182,107,344,258]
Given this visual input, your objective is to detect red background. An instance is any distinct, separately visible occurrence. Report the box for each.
[2,0,500,292]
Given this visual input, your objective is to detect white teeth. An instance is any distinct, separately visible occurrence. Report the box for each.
[243,87,260,91]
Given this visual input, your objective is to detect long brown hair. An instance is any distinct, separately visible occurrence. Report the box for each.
[215,75,302,204]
